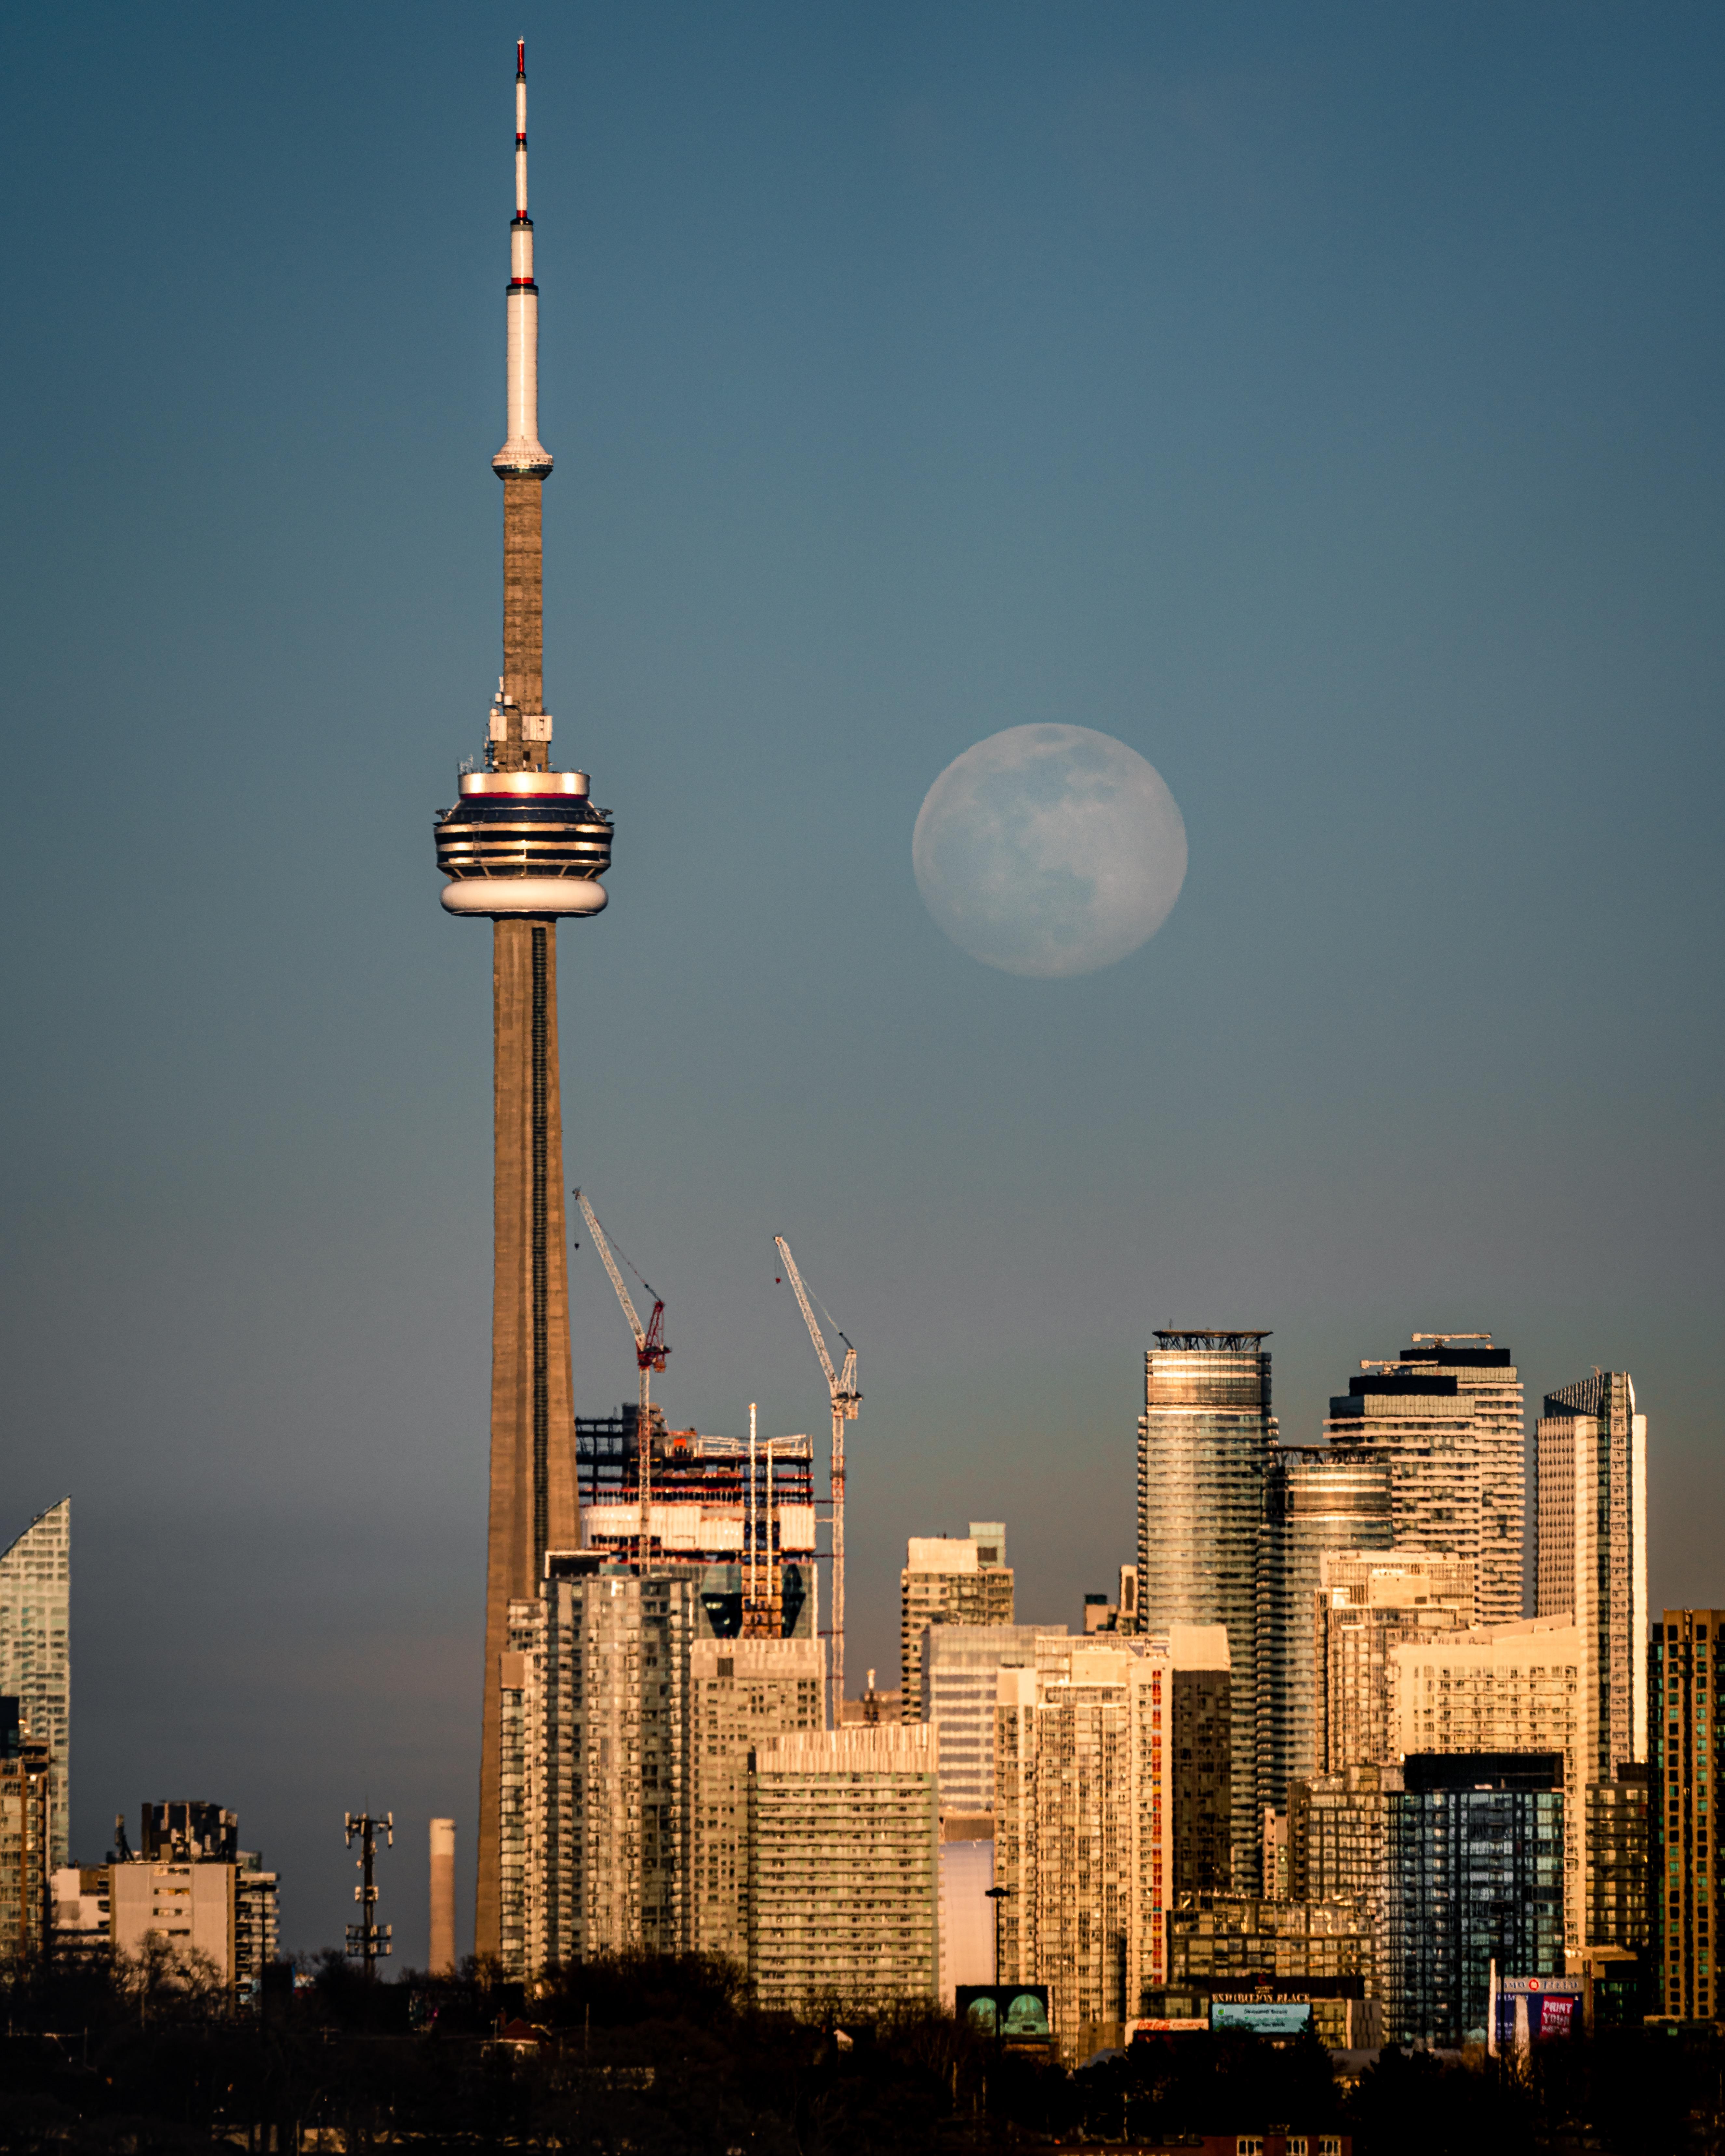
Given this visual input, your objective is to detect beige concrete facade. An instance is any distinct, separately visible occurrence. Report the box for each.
[900,1534,1014,1722]
[746,1724,940,2016]
[692,1637,824,1965]
[993,1630,1226,2052]
[476,911,580,1961]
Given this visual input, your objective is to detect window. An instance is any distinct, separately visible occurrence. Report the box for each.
[1235,2142,1264,2156]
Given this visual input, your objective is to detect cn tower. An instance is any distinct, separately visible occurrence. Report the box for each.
[434,42,611,1959]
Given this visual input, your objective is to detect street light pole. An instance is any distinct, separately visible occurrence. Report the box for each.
[985,1885,1013,1990]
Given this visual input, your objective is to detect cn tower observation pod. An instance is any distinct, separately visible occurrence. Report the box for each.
[435,767,613,917]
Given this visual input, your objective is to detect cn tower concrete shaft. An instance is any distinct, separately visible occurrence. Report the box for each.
[475,910,579,1959]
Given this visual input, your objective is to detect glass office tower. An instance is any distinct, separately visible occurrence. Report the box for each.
[1138,1330,1273,1889]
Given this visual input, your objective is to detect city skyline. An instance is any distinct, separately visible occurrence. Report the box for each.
[3,3,1722,1969]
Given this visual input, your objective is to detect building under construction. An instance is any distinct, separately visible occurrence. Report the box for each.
[576,1406,817,1640]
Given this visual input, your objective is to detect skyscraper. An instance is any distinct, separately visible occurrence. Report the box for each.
[1137,1330,1273,1886]
[0,1498,69,1870]
[1315,1549,1475,1774]
[1385,1753,1566,2048]
[1396,1336,1526,1624]
[1255,1447,1391,1826]
[1536,1373,1648,1787]
[1650,1609,1723,2023]
[1324,1365,1483,1585]
[500,1560,699,1976]
[995,1634,1206,2047]
[1389,1616,1584,1950]
[433,48,614,1959]
[747,1726,940,2015]
[899,1529,1014,1721]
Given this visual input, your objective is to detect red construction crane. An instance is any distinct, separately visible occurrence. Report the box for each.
[574,1189,668,1564]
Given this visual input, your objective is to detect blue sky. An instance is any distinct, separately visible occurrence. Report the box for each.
[2,1,1721,1962]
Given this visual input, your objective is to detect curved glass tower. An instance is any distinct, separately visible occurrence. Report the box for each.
[1136,1330,1273,1890]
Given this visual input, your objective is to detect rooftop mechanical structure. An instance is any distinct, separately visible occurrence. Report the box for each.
[433,43,611,1961]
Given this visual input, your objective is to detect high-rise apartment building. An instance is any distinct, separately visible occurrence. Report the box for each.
[691,1636,825,1963]
[432,51,617,1959]
[1651,1609,1724,2022]
[746,1725,939,2015]
[900,1529,1013,1721]
[1536,1374,1648,1787]
[1256,1450,1391,1824]
[1315,1550,1475,1773]
[995,1628,1227,2049]
[500,1558,825,1979]
[1390,1617,1583,1949]
[920,1623,1069,1822]
[0,1498,70,1870]
[1138,1331,1274,1888]
[500,1560,702,1976]
[1585,1763,1649,1955]
[0,1703,52,1960]
[1325,1371,1483,1589]
[1385,1753,1566,2048]
[1396,1337,1525,1623]
[1170,1635,1233,1896]
[1288,1762,1402,1947]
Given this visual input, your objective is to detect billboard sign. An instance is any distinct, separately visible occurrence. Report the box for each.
[957,1986,1053,2042]
[1493,1975,1582,2048]
[1210,1999,1313,2035]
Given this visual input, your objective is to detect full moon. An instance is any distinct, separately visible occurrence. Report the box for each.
[912,724,1187,978]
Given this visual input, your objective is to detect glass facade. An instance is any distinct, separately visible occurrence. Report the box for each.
[1255,1449,1391,1826]
[0,1498,69,1871]
[1385,1754,1565,2047]
[1138,1332,1273,1889]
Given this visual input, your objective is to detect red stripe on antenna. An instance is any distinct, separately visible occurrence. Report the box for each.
[517,40,526,77]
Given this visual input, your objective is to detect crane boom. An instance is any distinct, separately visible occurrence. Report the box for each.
[575,1189,647,1349]
[574,1188,668,1568]
[775,1235,859,1721]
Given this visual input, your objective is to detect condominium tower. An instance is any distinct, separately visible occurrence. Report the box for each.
[1255,1449,1390,1823]
[1315,1549,1475,1774]
[1325,1368,1482,1589]
[0,1498,69,1869]
[1397,1336,1526,1624]
[900,1528,1013,1721]
[1650,1609,1723,2022]
[432,49,615,1957]
[1325,1335,1525,1627]
[1137,1330,1273,1887]
[1390,1616,1584,1949]
[747,1725,940,2015]
[996,1632,1227,2049]
[1536,1372,1648,1786]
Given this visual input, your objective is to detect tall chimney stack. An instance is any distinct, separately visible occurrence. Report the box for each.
[429,1817,456,1974]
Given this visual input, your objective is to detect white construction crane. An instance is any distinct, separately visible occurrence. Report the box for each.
[574,1189,668,1567]
[774,1235,859,1716]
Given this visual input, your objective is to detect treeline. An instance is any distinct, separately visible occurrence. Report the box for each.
[0,1950,1718,2154]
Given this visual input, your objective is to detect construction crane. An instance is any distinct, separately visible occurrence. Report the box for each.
[574,1189,669,1565]
[774,1235,859,1717]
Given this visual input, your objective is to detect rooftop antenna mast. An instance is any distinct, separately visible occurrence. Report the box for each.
[774,1237,859,1718]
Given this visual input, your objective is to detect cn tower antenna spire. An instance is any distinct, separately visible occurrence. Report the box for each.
[496,36,550,483]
